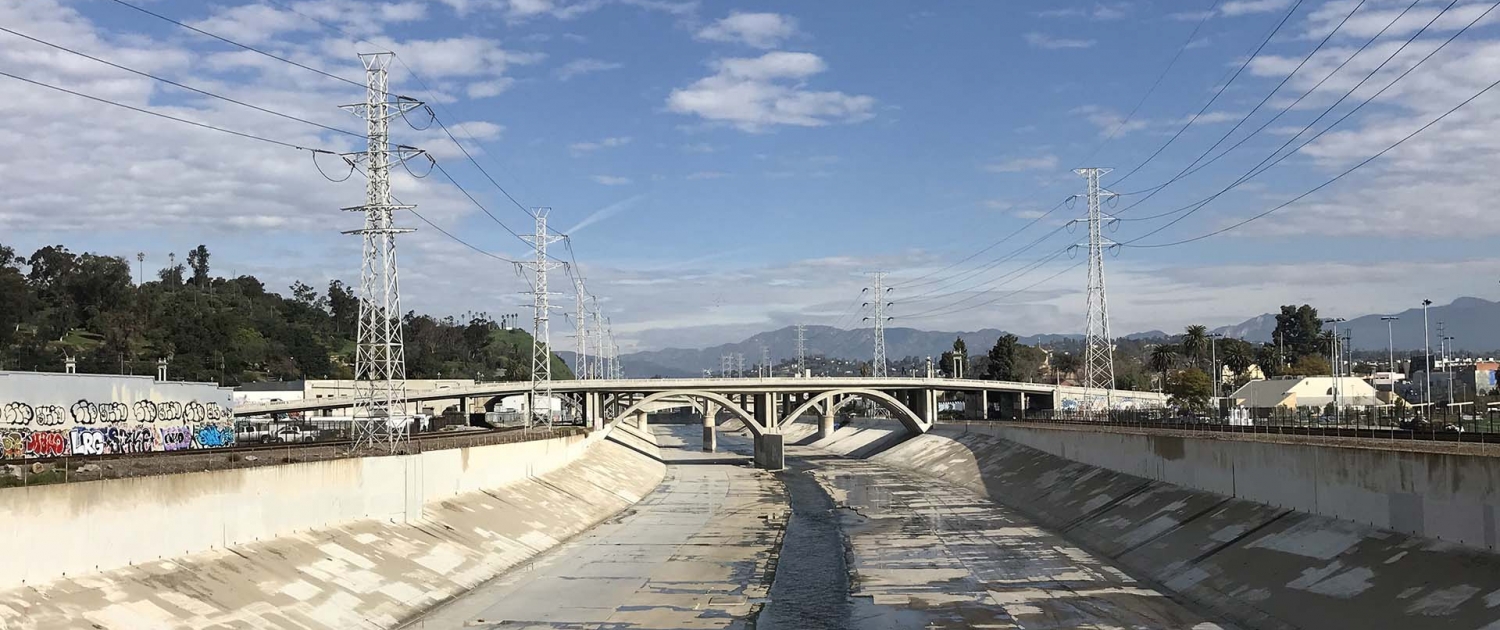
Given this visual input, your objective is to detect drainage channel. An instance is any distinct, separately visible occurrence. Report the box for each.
[753,459,854,630]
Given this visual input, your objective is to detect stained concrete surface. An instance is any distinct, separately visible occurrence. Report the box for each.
[802,448,1230,630]
[879,429,1500,630]
[408,426,789,629]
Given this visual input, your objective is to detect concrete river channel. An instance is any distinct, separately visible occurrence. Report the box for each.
[408,424,1226,629]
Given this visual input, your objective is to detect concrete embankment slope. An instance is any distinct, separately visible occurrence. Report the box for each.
[0,428,666,629]
[874,426,1500,630]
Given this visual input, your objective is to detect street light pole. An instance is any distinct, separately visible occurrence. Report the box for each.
[1322,318,1345,425]
[1381,316,1399,378]
[1423,299,1433,413]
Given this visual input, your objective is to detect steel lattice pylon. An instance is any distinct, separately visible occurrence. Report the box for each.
[339,52,426,452]
[519,208,565,428]
[1074,167,1119,415]
[795,323,807,376]
[864,272,891,377]
[572,276,589,380]
[591,304,605,380]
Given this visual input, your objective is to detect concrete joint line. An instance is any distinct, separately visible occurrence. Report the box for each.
[1060,480,1155,533]
[1184,509,1293,567]
[1111,496,1236,560]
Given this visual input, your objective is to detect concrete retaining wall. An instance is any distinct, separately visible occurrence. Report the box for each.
[962,423,1500,551]
[0,428,623,590]
[872,428,1500,630]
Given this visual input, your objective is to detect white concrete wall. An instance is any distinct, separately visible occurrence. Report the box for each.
[966,424,1500,551]
[0,430,611,589]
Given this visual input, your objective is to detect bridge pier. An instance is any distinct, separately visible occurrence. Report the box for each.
[819,397,835,439]
[981,390,989,420]
[751,392,784,470]
[702,401,717,453]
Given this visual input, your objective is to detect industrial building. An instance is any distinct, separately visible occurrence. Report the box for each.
[1228,376,1385,417]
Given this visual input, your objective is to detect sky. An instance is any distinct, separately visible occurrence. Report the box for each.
[4,0,1500,352]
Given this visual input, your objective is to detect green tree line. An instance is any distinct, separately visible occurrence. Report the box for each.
[0,243,571,385]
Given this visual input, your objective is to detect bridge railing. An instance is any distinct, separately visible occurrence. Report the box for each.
[939,407,1500,446]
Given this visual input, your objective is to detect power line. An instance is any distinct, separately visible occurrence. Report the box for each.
[0,25,364,139]
[892,197,1067,289]
[1108,0,1306,187]
[897,247,1072,319]
[898,224,1072,305]
[1126,59,1500,249]
[0,69,331,153]
[1108,0,1369,208]
[900,261,1083,322]
[103,0,365,88]
[431,160,531,245]
[1118,0,1486,245]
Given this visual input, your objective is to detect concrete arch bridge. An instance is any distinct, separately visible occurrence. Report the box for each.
[236,377,1165,468]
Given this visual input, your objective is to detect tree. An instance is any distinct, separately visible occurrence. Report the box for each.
[1166,368,1213,412]
[1287,354,1331,377]
[1220,338,1255,379]
[186,245,211,288]
[1273,304,1325,362]
[1181,325,1208,368]
[327,280,358,336]
[986,334,1019,381]
[1051,351,1081,380]
[1149,344,1178,382]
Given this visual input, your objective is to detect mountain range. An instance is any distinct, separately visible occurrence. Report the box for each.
[605,297,1500,377]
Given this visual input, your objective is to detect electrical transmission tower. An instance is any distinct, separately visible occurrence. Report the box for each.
[721,354,733,378]
[518,208,565,428]
[1073,167,1119,414]
[590,301,605,380]
[863,272,892,377]
[572,276,589,380]
[735,353,746,378]
[795,323,807,376]
[760,344,770,377]
[339,52,426,452]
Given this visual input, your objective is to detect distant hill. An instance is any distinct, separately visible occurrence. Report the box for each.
[1210,297,1500,353]
[613,297,1500,377]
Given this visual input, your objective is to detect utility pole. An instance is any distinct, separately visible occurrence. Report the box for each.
[795,323,807,377]
[1381,316,1399,379]
[1423,299,1433,413]
[518,208,565,428]
[1322,317,1345,425]
[1208,332,1224,402]
[573,276,589,380]
[1073,167,1119,414]
[340,52,425,452]
[1444,335,1456,406]
[863,271,892,377]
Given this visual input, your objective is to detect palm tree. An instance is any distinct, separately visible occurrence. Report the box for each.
[1181,325,1208,369]
[1222,341,1254,381]
[1149,344,1178,388]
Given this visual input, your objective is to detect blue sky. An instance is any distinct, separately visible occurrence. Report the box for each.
[4,0,1500,351]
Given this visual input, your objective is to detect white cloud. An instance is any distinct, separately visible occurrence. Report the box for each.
[1035,4,1128,21]
[466,78,515,98]
[695,12,799,49]
[591,175,632,185]
[1024,32,1096,50]
[984,155,1059,173]
[666,51,875,131]
[555,58,623,80]
[1220,0,1292,17]
[570,136,632,155]
[680,142,717,153]
[1073,105,1149,137]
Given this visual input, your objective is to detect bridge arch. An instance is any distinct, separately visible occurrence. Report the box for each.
[779,388,930,435]
[612,390,766,436]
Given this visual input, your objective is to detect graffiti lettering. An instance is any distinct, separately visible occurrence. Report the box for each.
[132,400,158,424]
[99,402,128,424]
[157,401,184,425]
[33,405,65,427]
[203,403,230,423]
[1,431,24,459]
[104,426,156,454]
[183,401,207,424]
[159,425,193,452]
[69,428,105,456]
[70,400,100,425]
[192,423,235,449]
[24,431,67,458]
[2,402,33,427]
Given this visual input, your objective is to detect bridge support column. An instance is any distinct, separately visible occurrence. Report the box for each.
[635,409,649,431]
[702,401,717,453]
[754,433,784,470]
[819,400,835,440]
[1018,392,1027,420]
[980,390,989,420]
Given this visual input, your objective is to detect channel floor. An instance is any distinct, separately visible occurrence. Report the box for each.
[410,425,1230,629]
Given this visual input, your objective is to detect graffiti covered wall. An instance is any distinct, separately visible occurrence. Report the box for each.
[0,371,236,459]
